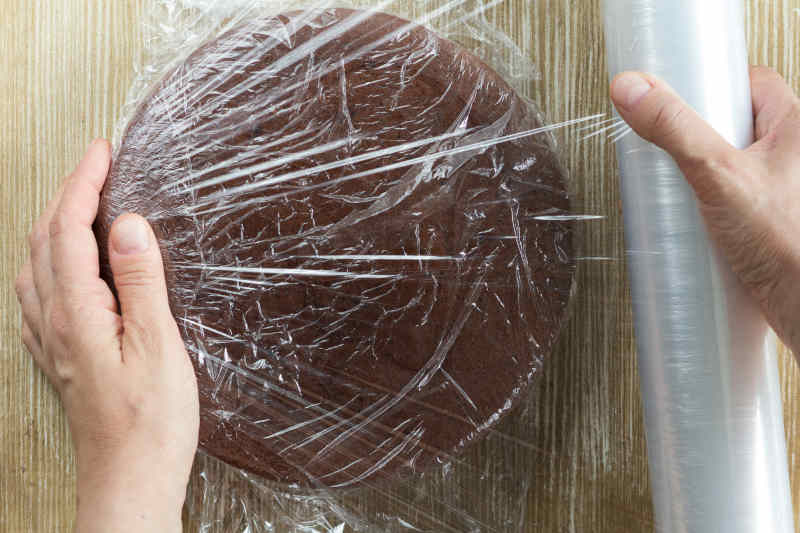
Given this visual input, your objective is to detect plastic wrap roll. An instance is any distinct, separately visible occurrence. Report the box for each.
[604,1,794,532]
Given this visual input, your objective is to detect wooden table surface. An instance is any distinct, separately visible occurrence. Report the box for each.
[2,1,799,531]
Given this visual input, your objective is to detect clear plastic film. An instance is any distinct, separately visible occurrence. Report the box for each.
[604,1,794,532]
[92,1,608,531]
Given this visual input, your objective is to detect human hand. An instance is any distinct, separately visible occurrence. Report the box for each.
[610,66,800,359]
[14,139,199,533]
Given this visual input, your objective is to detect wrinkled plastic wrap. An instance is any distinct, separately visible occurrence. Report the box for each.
[604,1,793,532]
[92,1,600,531]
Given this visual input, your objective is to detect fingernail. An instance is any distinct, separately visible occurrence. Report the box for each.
[112,216,150,255]
[612,73,654,110]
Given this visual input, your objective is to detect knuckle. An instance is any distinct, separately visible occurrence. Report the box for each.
[28,223,48,250]
[48,209,70,240]
[50,359,74,387]
[21,327,37,352]
[14,273,28,300]
[114,265,160,290]
[683,151,741,206]
[123,394,146,423]
[46,302,73,343]
[685,149,732,177]
[650,100,686,142]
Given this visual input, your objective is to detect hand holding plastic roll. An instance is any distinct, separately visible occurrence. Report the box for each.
[604,1,794,532]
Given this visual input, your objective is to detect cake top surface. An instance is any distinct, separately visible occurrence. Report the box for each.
[95,8,575,488]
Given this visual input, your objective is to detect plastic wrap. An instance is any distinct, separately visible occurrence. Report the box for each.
[93,1,603,530]
[604,1,794,532]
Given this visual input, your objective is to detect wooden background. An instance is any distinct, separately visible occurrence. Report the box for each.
[1,1,799,531]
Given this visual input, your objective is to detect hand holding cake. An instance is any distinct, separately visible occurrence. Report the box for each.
[14,139,198,533]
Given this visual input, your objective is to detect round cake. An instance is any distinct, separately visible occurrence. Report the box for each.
[95,8,575,488]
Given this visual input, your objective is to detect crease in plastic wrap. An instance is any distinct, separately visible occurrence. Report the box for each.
[94,1,601,530]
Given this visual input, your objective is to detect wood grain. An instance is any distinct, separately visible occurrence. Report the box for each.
[1,1,798,531]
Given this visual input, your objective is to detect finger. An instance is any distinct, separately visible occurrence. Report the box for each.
[21,320,54,381]
[108,213,178,355]
[749,66,800,142]
[610,72,742,202]
[15,261,43,336]
[50,139,112,289]
[28,182,67,305]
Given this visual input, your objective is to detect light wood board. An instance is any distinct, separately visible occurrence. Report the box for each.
[1,1,799,531]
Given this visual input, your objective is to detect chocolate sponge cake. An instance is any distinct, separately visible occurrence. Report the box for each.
[95,8,575,488]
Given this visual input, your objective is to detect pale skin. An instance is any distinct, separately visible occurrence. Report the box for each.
[13,67,800,531]
[15,139,198,533]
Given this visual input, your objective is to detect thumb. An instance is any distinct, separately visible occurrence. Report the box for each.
[610,72,741,198]
[108,213,173,334]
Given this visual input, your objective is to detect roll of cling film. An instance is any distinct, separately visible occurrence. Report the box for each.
[604,1,794,532]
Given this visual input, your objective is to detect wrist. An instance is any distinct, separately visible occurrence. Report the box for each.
[75,448,188,533]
